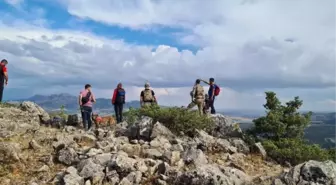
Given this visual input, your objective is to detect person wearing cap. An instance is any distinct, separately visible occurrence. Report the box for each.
[0,59,8,102]
[140,82,157,107]
[112,83,126,123]
[187,79,205,115]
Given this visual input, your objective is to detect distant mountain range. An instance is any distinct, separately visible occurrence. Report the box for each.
[9,93,336,125]
[12,93,142,115]
[310,112,336,125]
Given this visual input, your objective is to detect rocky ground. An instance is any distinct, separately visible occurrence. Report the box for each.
[0,102,335,185]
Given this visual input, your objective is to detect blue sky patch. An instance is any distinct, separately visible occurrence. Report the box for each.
[0,0,198,53]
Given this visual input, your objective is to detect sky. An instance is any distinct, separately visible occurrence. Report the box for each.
[0,0,335,111]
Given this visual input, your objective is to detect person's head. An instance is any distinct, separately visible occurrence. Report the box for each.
[85,84,91,90]
[117,83,122,89]
[209,78,215,85]
[195,79,201,84]
[1,59,8,66]
[144,82,150,89]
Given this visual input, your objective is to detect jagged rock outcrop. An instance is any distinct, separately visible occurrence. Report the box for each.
[0,101,49,137]
[210,114,243,138]
[0,103,334,185]
[273,160,336,185]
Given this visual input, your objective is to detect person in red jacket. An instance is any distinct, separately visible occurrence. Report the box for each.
[112,83,125,123]
[0,59,9,102]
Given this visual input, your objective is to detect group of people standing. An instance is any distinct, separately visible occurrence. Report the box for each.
[78,78,219,131]
[78,82,158,130]
[187,78,219,115]
[0,59,218,131]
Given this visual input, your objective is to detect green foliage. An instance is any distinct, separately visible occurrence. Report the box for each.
[327,148,336,160]
[251,91,312,141]
[124,104,215,136]
[248,91,334,165]
[262,139,336,165]
[0,102,17,108]
[49,105,68,120]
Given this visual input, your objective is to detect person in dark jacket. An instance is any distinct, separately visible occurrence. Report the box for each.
[201,78,216,114]
[112,83,125,123]
[0,59,9,102]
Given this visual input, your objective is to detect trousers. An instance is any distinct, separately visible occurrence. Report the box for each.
[187,98,204,115]
[81,106,92,130]
[114,103,123,123]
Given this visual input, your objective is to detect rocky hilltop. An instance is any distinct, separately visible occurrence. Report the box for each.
[0,102,335,185]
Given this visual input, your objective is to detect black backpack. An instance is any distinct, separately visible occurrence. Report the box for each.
[81,91,91,105]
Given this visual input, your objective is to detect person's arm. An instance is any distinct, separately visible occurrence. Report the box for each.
[152,90,157,102]
[111,89,117,104]
[2,66,8,85]
[123,90,126,104]
[4,72,8,85]
[78,93,83,106]
[201,79,210,85]
[140,91,144,103]
[91,92,96,103]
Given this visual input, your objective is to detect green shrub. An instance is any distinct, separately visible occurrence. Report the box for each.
[247,91,334,165]
[327,148,336,161]
[250,91,311,141]
[124,104,215,136]
[49,105,68,120]
[0,102,18,108]
[262,138,335,165]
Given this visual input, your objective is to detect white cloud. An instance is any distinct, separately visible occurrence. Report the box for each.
[56,0,336,87]
[0,0,335,111]
[4,0,24,7]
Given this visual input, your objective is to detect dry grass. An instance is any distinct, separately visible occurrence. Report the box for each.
[208,152,284,181]
[0,127,66,185]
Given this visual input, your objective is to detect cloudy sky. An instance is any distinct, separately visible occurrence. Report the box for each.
[0,0,335,111]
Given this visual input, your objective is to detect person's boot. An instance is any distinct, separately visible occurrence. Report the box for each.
[84,121,88,131]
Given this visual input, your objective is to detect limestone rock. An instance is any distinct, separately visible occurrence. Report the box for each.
[273,160,336,185]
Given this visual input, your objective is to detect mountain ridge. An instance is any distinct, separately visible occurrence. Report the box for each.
[12,93,142,114]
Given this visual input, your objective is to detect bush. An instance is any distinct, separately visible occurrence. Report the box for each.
[247,91,335,165]
[262,138,335,165]
[49,105,68,120]
[124,104,215,136]
[250,91,311,141]
[327,148,336,160]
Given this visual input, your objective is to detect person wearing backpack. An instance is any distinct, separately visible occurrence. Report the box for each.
[0,59,9,103]
[79,84,96,131]
[112,83,126,123]
[201,78,220,114]
[187,79,205,115]
[140,82,157,107]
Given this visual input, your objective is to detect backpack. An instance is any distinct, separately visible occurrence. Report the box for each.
[81,91,91,105]
[143,89,154,102]
[115,88,126,104]
[214,84,220,96]
[195,85,204,99]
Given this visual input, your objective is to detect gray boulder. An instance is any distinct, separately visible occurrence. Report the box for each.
[0,105,41,137]
[169,164,251,185]
[273,160,336,185]
[57,147,79,166]
[210,114,242,138]
[67,114,81,127]
[126,116,153,141]
[19,101,50,123]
